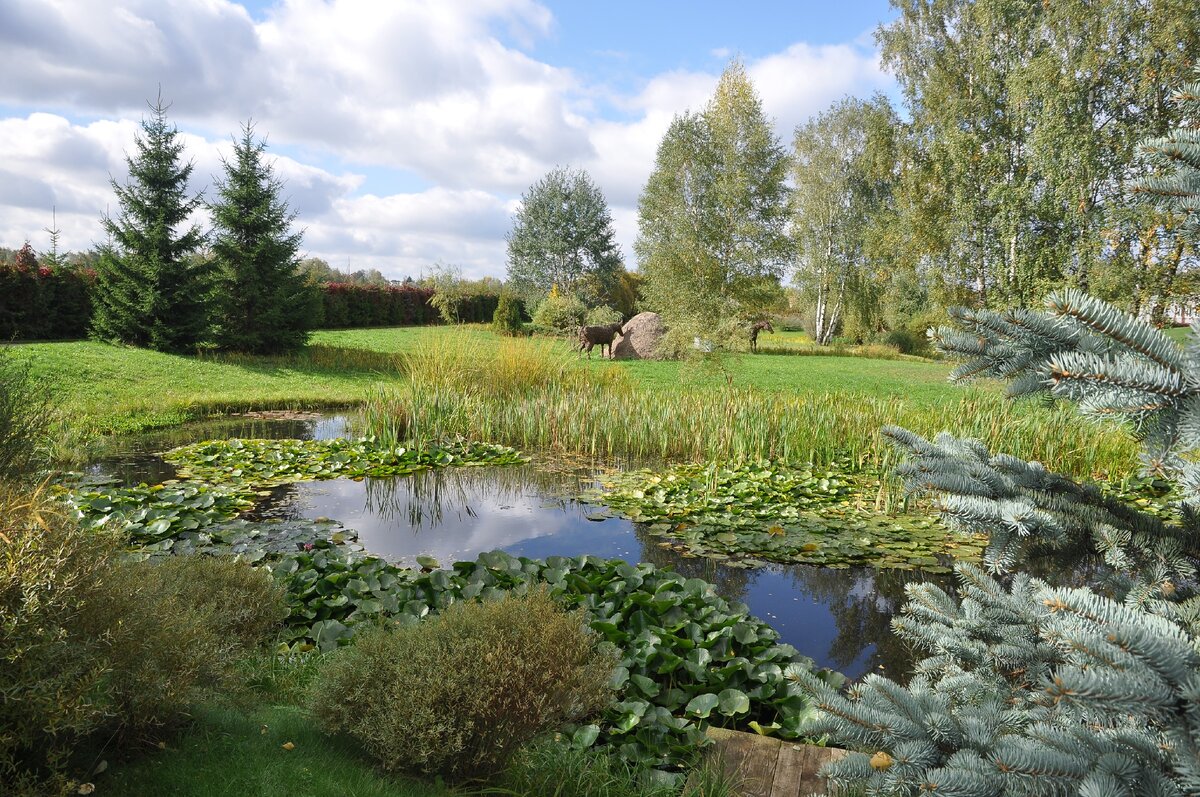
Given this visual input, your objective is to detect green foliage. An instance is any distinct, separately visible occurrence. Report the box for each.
[0,264,94,341]
[0,347,53,482]
[85,450,835,771]
[366,334,1135,477]
[791,96,899,345]
[164,437,527,487]
[532,289,588,334]
[637,61,791,341]
[209,121,316,354]
[1130,66,1200,236]
[881,329,926,356]
[592,461,981,571]
[586,305,624,326]
[878,0,1200,314]
[492,290,526,336]
[0,486,285,795]
[311,590,617,780]
[506,166,623,307]
[806,290,1200,796]
[90,97,210,353]
[490,737,736,797]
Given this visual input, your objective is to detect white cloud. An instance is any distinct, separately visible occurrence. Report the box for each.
[0,2,894,278]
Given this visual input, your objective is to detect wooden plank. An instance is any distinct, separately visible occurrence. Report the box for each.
[768,742,806,797]
[797,743,826,796]
[706,728,781,797]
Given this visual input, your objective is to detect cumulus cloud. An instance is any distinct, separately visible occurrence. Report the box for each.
[0,1,894,277]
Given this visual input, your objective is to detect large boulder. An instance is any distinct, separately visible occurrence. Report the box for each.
[612,312,666,360]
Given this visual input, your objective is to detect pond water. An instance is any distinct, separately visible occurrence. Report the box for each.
[88,413,944,680]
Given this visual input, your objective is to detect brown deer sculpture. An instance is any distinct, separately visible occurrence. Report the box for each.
[749,320,774,352]
[578,322,624,359]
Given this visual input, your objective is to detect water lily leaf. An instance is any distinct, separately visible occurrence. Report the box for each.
[717,688,750,716]
[685,693,720,718]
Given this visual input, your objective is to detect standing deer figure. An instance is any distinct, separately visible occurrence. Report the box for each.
[749,320,774,352]
[577,322,624,359]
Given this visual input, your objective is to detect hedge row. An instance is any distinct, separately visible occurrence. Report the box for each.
[0,267,95,341]
[0,270,501,341]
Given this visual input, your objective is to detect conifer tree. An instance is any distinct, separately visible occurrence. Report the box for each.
[91,97,209,353]
[209,121,313,353]
[795,72,1200,797]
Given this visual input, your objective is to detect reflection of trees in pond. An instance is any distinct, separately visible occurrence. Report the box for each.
[632,520,947,678]
[361,464,597,531]
[632,526,754,606]
[781,566,952,680]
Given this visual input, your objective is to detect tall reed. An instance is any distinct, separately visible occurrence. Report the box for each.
[364,336,1138,480]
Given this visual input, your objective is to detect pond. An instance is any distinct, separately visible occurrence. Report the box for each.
[88,412,945,680]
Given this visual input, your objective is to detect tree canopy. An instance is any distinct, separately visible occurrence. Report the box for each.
[636,61,790,345]
[505,166,622,307]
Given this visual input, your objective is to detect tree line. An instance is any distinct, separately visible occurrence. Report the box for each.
[507,0,1200,349]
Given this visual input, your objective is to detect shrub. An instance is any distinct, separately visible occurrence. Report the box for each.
[532,290,587,334]
[585,305,623,326]
[310,590,617,780]
[492,290,526,336]
[881,327,926,355]
[0,488,287,795]
[0,347,53,482]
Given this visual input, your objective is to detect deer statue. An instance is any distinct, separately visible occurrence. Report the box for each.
[749,320,774,353]
[577,322,625,359]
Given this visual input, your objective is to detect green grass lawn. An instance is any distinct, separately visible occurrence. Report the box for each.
[16,325,966,439]
[99,704,453,797]
[14,325,1138,476]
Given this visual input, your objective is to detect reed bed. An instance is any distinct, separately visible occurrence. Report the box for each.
[364,335,1138,481]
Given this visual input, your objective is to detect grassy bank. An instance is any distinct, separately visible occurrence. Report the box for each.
[365,333,1138,480]
[101,704,453,797]
[17,325,1139,478]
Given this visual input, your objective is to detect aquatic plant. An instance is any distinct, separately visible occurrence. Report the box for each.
[591,461,984,571]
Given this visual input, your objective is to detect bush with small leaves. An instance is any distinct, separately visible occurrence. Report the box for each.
[585,305,623,327]
[310,589,618,780]
[0,487,287,796]
[532,289,588,335]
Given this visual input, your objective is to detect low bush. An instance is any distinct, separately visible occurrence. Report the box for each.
[532,291,587,334]
[585,305,623,326]
[881,328,926,355]
[310,590,617,780]
[0,487,287,795]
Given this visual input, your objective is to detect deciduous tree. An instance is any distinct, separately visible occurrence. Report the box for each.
[637,61,791,346]
[505,166,622,307]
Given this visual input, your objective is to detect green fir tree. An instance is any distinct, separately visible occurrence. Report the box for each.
[209,121,314,353]
[91,97,209,353]
[795,72,1200,797]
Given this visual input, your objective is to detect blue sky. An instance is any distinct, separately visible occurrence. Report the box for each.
[0,0,898,280]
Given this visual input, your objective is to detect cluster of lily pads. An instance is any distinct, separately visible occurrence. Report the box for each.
[589,461,985,572]
[62,436,842,766]
[166,436,529,486]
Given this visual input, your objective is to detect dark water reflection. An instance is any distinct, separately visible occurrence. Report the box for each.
[88,414,944,680]
[252,463,941,679]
